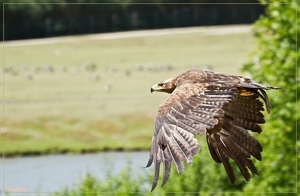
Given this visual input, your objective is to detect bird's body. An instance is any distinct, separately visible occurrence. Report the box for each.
[145,69,278,191]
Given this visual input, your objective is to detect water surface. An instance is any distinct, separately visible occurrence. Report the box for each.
[1,151,150,194]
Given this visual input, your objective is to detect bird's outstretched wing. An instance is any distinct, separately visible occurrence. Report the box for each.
[145,79,268,191]
[205,86,265,184]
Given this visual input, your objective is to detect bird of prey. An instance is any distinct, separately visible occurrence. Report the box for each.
[145,69,278,191]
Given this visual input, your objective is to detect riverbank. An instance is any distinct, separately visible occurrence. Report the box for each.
[2,114,154,157]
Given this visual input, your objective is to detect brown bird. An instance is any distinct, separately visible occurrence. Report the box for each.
[145,69,278,191]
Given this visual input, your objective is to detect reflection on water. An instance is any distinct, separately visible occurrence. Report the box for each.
[1,151,150,194]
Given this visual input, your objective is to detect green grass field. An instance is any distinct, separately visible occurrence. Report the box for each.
[2,25,256,156]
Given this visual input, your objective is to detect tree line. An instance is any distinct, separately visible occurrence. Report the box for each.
[1,0,265,41]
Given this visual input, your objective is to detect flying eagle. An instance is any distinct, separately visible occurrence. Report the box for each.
[145,69,278,191]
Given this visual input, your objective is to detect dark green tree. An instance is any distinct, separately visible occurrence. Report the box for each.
[242,0,299,194]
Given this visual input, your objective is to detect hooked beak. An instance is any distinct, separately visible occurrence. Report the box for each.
[150,84,162,93]
[150,87,154,93]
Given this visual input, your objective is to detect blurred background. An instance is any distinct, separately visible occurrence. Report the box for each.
[1,0,298,195]
[1,0,264,41]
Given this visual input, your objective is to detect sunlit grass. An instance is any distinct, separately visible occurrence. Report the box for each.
[2,25,255,156]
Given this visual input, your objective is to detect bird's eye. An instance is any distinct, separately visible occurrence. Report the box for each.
[158,83,164,87]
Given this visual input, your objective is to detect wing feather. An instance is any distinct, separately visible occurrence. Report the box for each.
[207,133,236,183]
[150,158,161,192]
[170,106,207,135]
[161,159,171,187]
[205,91,265,183]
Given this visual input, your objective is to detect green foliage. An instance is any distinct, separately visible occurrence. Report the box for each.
[52,162,150,196]
[153,140,253,195]
[242,0,299,194]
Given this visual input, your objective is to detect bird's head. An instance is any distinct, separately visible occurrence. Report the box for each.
[151,77,176,94]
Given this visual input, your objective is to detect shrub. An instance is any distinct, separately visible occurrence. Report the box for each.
[242,0,299,194]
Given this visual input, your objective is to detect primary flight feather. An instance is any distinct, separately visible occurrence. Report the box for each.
[145,69,278,191]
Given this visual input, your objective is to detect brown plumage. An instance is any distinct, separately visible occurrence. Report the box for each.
[145,69,278,191]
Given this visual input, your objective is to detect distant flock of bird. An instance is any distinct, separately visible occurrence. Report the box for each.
[2,63,212,77]
[2,63,213,96]
[3,63,213,75]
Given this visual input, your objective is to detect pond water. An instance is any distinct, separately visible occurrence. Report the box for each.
[1,151,151,195]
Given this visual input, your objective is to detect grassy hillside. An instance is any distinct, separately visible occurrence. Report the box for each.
[2,25,255,156]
